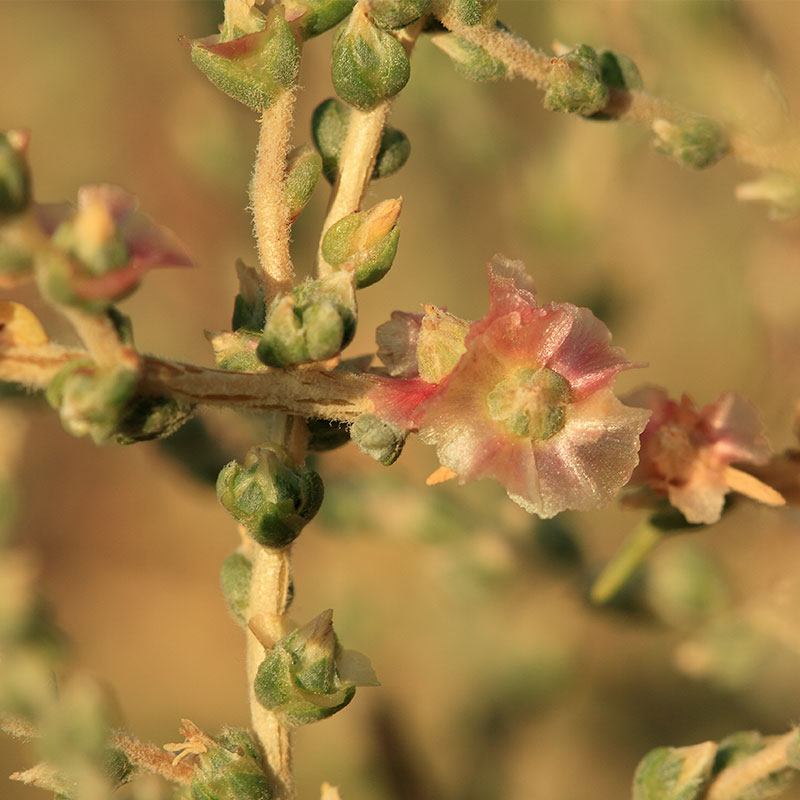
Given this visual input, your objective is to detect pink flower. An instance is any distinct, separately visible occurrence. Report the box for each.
[37,184,192,307]
[624,387,778,524]
[371,257,651,518]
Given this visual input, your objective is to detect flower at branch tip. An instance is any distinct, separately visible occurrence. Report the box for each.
[37,184,192,311]
[371,256,651,518]
[624,387,782,525]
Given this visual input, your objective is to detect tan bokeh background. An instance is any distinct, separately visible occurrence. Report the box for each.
[2,1,800,798]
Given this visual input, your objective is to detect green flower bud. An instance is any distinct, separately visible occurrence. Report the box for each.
[284,0,356,39]
[258,272,357,367]
[220,552,252,628]
[544,44,608,116]
[452,0,497,28]
[216,446,324,548]
[232,261,266,333]
[350,414,406,465]
[633,742,717,800]
[254,609,378,727]
[416,306,469,383]
[46,361,139,445]
[114,394,195,445]
[181,723,272,800]
[312,98,410,184]
[431,33,506,82]
[285,145,322,222]
[363,0,432,30]
[331,7,410,112]
[189,6,300,112]
[598,49,643,92]
[321,198,401,288]
[208,330,266,372]
[0,131,31,218]
[652,116,728,169]
[306,418,351,452]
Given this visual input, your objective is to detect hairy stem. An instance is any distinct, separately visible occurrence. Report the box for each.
[251,90,298,301]
[707,730,798,800]
[59,307,138,371]
[0,345,375,421]
[317,103,392,276]
[247,545,293,799]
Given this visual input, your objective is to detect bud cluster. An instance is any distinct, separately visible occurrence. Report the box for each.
[253,610,378,727]
[257,271,357,367]
[216,446,324,548]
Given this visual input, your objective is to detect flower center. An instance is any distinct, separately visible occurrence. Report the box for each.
[486,366,571,440]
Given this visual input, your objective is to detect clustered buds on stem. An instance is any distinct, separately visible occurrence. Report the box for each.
[363,0,432,30]
[216,445,323,548]
[0,131,31,219]
[431,30,507,82]
[544,44,609,117]
[253,610,378,727]
[257,271,357,366]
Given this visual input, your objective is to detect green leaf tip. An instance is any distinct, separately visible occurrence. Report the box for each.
[188,5,300,112]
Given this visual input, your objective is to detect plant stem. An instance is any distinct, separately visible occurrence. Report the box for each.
[707,730,798,800]
[246,544,293,799]
[434,6,800,176]
[251,89,297,301]
[59,307,138,370]
[590,519,663,605]
[316,17,423,276]
[317,103,392,276]
[0,345,375,420]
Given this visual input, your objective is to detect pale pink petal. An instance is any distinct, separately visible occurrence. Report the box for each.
[376,311,424,377]
[544,304,634,398]
[667,469,728,525]
[700,392,771,465]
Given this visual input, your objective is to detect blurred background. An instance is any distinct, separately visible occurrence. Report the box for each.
[2,1,800,798]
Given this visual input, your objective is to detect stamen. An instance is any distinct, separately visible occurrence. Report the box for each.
[425,465,457,486]
[724,466,786,507]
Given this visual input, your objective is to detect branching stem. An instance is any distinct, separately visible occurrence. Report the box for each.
[435,6,800,176]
